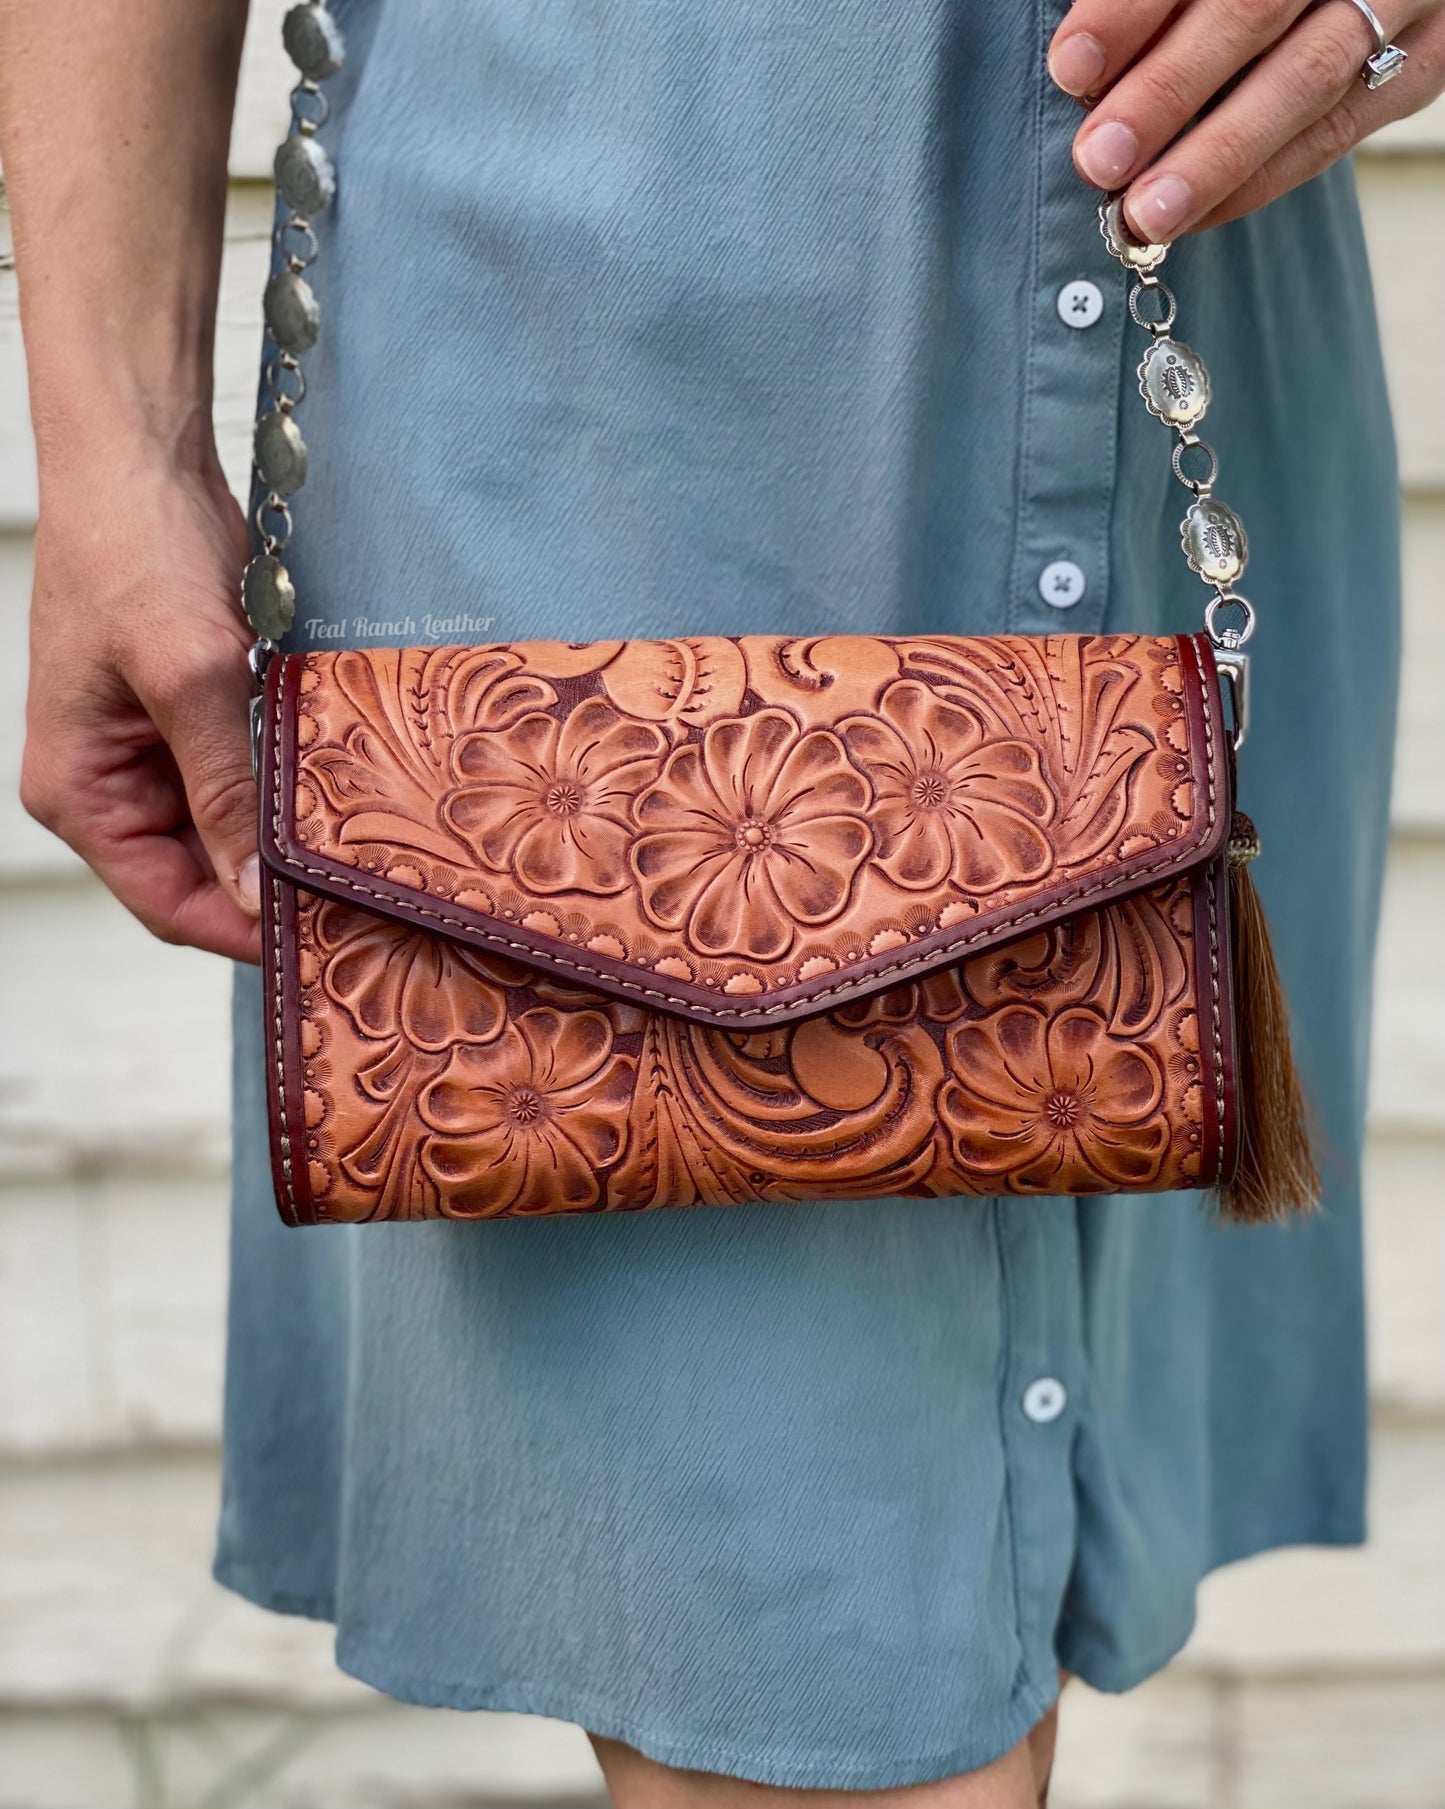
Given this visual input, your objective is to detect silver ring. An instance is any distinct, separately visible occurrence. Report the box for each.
[1339,0,1409,87]
[1204,591,1257,650]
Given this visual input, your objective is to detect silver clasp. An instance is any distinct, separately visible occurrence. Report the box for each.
[1203,592,1254,751]
[248,639,277,780]
[1213,647,1250,751]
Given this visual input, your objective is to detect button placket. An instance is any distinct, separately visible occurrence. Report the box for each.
[992,1196,1083,1710]
[1006,39,1125,638]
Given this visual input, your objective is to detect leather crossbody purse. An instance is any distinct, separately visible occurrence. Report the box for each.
[244,5,1317,1226]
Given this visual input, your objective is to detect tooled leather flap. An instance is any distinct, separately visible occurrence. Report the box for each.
[259,632,1228,1030]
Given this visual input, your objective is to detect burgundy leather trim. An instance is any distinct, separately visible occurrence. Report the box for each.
[1187,852,1220,1193]
[1209,846,1240,1192]
[260,670,317,1227]
[258,635,1230,1032]
[1181,633,1238,1191]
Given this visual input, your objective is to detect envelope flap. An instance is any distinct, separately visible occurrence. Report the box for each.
[259,632,1227,1029]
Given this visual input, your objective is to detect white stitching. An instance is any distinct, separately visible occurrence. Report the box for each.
[1195,639,1226,1180]
[1197,636,1218,835]
[268,839,1211,1020]
[268,681,299,1221]
[1206,865,1224,1185]
[268,640,1222,1028]
[269,868,298,1220]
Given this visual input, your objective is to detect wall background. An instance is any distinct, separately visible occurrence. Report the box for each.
[1,7,1442,1805]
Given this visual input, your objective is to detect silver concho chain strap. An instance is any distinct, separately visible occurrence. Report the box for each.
[242,1,344,767]
[241,15,1253,758]
[1098,195,1253,747]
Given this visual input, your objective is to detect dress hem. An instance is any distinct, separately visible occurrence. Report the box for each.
[212,1554,336,1625]
[214,1551,1053,1789]
[213,1509,1368,1790]
[1055,1510,1367,1694]
[334,1643,1056,1791]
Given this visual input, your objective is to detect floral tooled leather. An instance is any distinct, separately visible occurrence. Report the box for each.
[631,709,875,962]
[445,696,671,897]
[838,681,1056,894]
[260,632,1232,1221]
[266,868,1215,1220]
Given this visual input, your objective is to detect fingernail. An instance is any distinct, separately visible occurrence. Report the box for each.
[1127,174,1193,240]
[1076,118,1138,187]
[1048,32,1106,96]
[237,854,261,914]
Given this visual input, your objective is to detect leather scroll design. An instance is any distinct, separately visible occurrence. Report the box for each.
[259,632,1235,1222]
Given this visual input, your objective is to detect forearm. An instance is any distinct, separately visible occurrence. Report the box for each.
[0,0,251,481]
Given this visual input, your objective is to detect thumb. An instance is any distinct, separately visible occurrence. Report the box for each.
[144,633,262,917]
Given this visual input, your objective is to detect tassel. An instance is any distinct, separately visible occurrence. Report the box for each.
[1219,812,1321,1222]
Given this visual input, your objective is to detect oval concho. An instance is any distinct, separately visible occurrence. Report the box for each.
[282,4,345,81]
[1181,496,1248,586]
[263,269,321,355]
[275,133,336,215]
[254,410,310,498]
[1098,195,1169,272]
[1138,337,1210,429]
[243,554,297,641]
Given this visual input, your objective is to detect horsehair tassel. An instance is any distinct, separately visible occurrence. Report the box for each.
[1220,812,1322,1222]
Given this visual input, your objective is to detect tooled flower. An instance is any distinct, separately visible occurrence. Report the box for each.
[839,680,1055,894]
[442,696,669,896]
[419,1007,635,1214]
[316,899,520,1051]
[629,709,873,961]
[941,1004,1169,1191]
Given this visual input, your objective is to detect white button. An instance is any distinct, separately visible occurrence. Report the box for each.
[1057,279,1104,329]
[1022,1377,1068,1424]
[1039,559,1086,608]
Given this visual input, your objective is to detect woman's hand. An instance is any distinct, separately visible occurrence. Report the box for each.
[2,0,254,960]
[1048,0,1445,238]
[22,458,263,964]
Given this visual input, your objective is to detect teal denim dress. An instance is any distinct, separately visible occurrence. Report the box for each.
[214,0,1401,1784]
